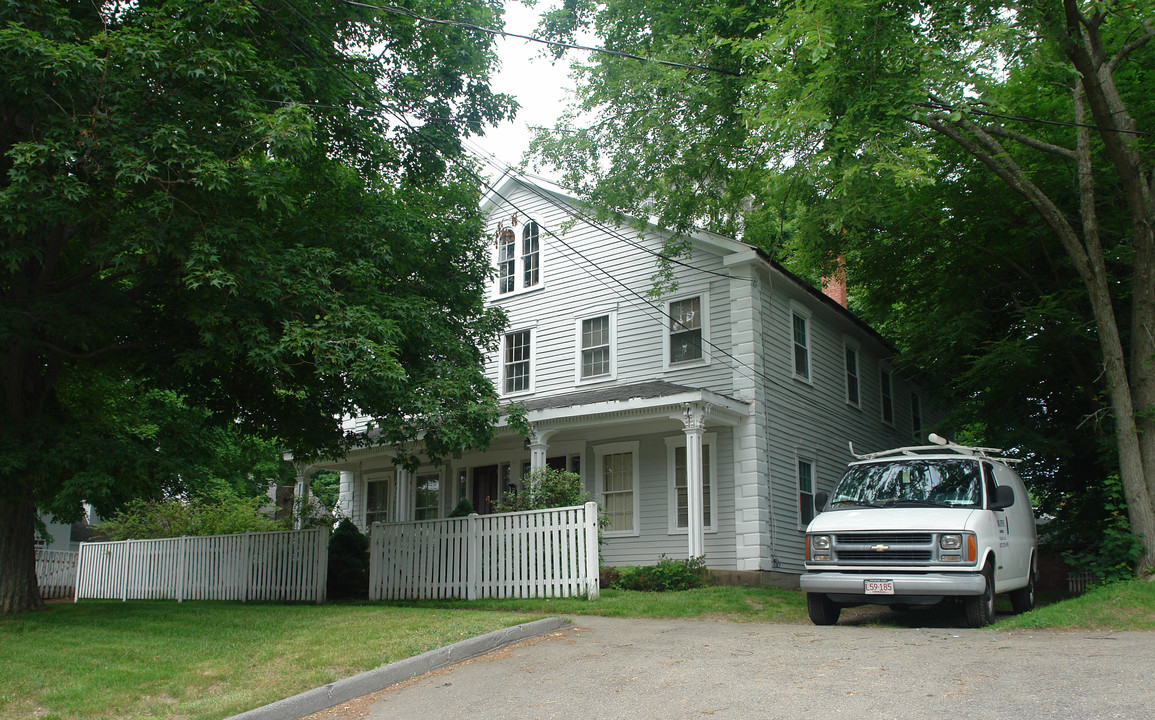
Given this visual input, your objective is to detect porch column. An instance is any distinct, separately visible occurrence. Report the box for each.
[527,425,549,473]
[683,403,709,558]
[292,462,311,530]
[337,471,354,521]
[395,467,412,522]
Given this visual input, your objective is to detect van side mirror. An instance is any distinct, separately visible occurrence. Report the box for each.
[814,491,828,513]
[990,485,1015,510]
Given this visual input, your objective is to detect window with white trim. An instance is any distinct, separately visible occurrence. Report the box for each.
[415,472,440,521]
[579,314,612,380]
[667,435,716,533]
[502,329,532,394]
[595,442,639,535]
[522,221,540,288]
[365,474,393,526]
[844,343,860,407]
[798,458,815,527]
[910,392,923,441]
[668,295,705,365]
[880,368,894,425]
[792,308,811,381]
[497,228,515,294]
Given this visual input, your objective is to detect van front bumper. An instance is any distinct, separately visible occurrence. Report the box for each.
[801,571,986,598]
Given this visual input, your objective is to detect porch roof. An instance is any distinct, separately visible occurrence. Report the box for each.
[506,381,750,436]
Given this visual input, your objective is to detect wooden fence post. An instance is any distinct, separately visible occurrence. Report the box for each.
[583,501,600,600]
[466,513,480,601]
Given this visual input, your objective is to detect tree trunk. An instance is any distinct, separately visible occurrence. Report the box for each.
[0,484,44,614]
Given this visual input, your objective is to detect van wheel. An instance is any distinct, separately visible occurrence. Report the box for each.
[1010,558,1036,614]
[807,593,841,625]
[965,567,996,628]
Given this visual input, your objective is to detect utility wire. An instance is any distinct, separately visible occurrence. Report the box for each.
[265,0,858,413]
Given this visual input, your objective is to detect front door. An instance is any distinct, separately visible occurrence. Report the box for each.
[472,465,499,515]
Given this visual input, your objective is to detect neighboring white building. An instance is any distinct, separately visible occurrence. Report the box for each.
[312,174,941,585]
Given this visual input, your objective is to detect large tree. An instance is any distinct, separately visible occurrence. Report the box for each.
[1,0,513,613]
[532,0,1155,572]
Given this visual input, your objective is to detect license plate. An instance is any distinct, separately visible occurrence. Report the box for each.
[865,579,894,595]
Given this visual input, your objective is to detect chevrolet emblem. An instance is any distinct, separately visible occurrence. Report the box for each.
[871,544,890,552]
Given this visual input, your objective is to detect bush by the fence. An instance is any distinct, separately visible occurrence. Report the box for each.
[327,519,369,600]
[611,556,709,592]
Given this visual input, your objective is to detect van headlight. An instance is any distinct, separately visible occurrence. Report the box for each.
[939,534,962,550]
[809,534,832,562]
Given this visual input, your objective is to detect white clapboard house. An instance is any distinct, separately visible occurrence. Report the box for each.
[308,174,940,585]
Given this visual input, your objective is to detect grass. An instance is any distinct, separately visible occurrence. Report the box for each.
[2,581,1151,720]
[0,601,535,720]
[996,579,1155,630]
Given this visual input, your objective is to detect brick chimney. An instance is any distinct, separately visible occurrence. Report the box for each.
[822,256,848,308]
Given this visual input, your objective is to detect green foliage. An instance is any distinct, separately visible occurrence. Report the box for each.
[447,497,476,518]
[327,519,369,601]
[531,0,1155,572]
[95,494,285,540]
[310,471,341,513]
[1058,475,1144,584]
[493,468,593,513]
[610,556,709,592]
[1,0,515,612]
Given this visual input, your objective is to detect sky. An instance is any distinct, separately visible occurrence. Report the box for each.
[467,1,582,183]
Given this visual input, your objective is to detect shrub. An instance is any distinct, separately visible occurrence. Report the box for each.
[611,556,709,592]
[95,493,285,540]
[327,519,369,600]
[1060,474,1143,584]
[493,467,592,513]
[447,497,476,517]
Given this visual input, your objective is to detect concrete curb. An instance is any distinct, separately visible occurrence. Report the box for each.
[226,616,571,720]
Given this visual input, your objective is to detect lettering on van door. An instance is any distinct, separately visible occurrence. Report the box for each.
[998,515,1010,549]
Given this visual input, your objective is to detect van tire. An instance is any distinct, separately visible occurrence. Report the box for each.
[965,567,996,627]
[807,593,841,625]
[1010,557,1036,614]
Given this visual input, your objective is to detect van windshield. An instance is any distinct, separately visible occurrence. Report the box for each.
[830,459,982,508]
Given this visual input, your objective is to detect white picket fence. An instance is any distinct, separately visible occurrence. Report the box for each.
[75,528,328,603]
[36,549,79,600]
[370,502,600,601]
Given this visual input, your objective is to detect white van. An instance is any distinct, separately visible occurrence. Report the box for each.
[800,435,1037,627]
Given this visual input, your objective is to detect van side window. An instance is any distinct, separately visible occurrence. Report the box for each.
[982,462,999,509]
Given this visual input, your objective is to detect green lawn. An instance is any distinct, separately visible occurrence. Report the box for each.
[3,581,1151,720]
[0,602,535,720]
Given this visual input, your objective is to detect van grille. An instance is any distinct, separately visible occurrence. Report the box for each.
[831,532,936,565]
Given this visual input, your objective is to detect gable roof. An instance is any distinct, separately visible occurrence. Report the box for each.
[482,172,896,356]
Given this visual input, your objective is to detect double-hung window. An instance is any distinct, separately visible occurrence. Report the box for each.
[792,308,811,381]
[880,368,894,425]
[668,296,704,365]
[910,392,923,441]
[503,329,532,394]
[522,222,540,288]
[497,228,515,294]
[667,436,715,533]
[798,458,815,527]
[494,220,542,295]
[415,472,440,521]
[578,313,614,381]
[845,344,860,406]
[596,442,639,536]
[365,474,393,526]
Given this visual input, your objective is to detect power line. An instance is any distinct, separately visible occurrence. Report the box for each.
[263,0,855,413]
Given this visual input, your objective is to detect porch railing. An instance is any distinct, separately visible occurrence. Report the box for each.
[369,502,600,601]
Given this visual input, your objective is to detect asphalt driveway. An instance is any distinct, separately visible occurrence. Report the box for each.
[308,615,1154,720]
